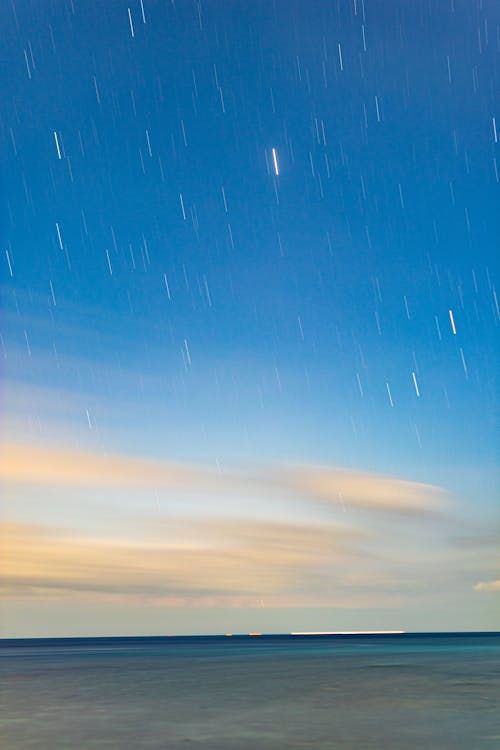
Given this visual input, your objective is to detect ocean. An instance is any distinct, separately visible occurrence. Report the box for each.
[1,633,499,749]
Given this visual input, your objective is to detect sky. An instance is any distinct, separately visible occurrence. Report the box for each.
[0,0,498,637]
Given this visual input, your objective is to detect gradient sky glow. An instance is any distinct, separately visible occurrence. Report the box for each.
[1,0,499,636]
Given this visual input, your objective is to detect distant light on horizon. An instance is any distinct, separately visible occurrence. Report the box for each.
[291,631,406,636]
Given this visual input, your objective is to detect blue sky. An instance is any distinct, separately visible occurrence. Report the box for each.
[1,0,498,636]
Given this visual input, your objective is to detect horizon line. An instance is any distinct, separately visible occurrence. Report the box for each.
[1,630,499,642]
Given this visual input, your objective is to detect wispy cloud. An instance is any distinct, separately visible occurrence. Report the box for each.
[0,442,454,606]
[281,465,449,514]
[0,443,210,490]
[0,443,448,516]
[473,580,500,592]
[0,519,359,604]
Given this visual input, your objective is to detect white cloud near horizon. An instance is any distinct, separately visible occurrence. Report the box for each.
[473,580,500,592]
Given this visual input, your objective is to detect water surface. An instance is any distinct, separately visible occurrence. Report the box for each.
[1,633,499,749]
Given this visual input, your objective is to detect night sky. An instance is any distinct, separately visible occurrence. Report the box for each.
[1,0,498,636]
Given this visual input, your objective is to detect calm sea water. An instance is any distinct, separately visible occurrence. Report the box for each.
[1,633,499,749]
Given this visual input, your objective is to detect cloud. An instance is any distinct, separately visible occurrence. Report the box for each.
[0,443,448,516]
[473,580,500,592]
[0,443,211,490]
[0,519,359,604]
[281,465,449,514]
[450,532,499,549]
[0,442,453,607]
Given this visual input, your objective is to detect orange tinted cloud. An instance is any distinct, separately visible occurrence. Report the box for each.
[473,580,500,592]
[0,443,207,489]
[0,519,357,604]
[282,465,449,514]
[1,443,448,516]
